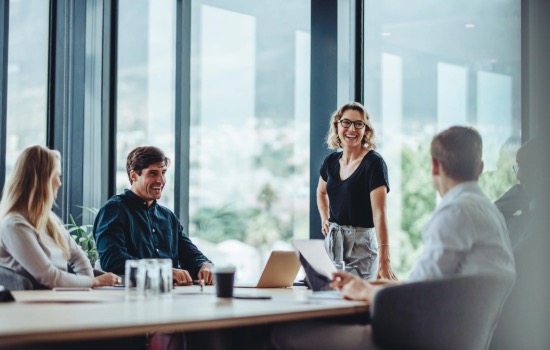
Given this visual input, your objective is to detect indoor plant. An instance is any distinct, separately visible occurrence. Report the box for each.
[66,206,99,266]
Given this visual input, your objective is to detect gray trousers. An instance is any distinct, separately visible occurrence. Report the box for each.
[324,222,378,280]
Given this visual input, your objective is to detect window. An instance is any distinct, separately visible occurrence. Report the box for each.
[363,0,521,277]
[189,0,311,282]
[116,0,176,208]
[5,0,49,177]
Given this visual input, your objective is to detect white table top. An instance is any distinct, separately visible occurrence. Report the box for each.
[0,286,369,347]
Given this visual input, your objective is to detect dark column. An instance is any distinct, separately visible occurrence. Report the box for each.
[310,0,338,239]
[0,0,8,191]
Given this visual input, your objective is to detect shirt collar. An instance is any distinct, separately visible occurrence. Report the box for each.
[440,181,481,205]
[124,189,157,209]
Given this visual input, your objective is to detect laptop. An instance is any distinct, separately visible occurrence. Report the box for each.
[292,239,343,298]
[234,250,301,288]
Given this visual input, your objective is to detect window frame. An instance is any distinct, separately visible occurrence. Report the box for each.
[0,0,9,188]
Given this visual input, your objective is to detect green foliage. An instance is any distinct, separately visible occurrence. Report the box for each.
[66,206,99,266]
[478,149,517,201]
[252,119,296,178]
[244,212,281,248]
[254,143,295,177]
[190,204,248,243]
[401,142,436,249]
[191,183,288,248]
[258,183,278,212]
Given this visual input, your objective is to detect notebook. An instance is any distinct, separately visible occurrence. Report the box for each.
[234,250,301,288]
[292,239,343,298]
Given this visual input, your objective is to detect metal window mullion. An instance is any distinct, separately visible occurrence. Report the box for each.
[175,0,191,232]
[0,0,9,190]
[102,0,118,200]
[354,0,364,103]
[48,0,87,223]
[82,0,105,221]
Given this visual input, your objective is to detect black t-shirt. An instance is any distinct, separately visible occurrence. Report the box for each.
[320,150,390,228]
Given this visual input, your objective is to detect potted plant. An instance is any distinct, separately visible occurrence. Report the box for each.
[65,206,99,267]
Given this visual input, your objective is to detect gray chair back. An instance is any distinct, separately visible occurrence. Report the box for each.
[0,266,33,291]
[370,274,515,350]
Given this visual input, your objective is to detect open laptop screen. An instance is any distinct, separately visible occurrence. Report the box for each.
[234,250,301,288]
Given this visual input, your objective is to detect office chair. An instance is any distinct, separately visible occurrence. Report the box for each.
[370,274,515,350]
[0,266,33,291]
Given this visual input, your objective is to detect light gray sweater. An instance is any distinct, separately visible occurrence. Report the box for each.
[0,214,93,288]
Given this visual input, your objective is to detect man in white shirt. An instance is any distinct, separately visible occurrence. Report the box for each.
[270,126,515,350]
[333,126,515,300]
[407,180,515,281]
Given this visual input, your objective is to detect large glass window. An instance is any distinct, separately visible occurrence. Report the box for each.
[189,0,311,282]
[363,0,521,278]
[5,0,49,176]
[116,0,176,208]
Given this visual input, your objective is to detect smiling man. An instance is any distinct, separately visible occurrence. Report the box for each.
[93,146,214,285]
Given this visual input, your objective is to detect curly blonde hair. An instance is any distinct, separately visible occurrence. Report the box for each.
[325,102,376,150]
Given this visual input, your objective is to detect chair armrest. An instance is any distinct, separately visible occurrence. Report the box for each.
[0,266,33,291]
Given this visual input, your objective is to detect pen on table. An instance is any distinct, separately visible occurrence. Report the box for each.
[180,280,205,290]
[194,279,204,292]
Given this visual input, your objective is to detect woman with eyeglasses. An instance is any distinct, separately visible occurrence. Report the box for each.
[317,102,397,281]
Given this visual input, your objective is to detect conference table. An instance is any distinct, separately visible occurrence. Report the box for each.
[0,286,369,347]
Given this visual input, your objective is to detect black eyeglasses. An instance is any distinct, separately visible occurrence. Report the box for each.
[338,119,366,129]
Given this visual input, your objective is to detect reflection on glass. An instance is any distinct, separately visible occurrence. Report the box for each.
[437,63,467,128]
[116,0,176,209]
[364,0,521,278]
[477,71,513,171]
[6,0,49,177]
[190,0,311,282]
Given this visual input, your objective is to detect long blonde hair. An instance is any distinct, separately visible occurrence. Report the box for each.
[0,145,69,258]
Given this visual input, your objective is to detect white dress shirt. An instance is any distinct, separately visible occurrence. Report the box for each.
[408,182,515,282]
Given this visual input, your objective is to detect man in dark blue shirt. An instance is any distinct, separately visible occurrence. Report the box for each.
[94,146,214,285]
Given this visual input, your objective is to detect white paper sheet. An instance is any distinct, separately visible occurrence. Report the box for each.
[292,239,337,279]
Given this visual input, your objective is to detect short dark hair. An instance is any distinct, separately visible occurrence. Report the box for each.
[431,126,482,181]
[126,146,171,184]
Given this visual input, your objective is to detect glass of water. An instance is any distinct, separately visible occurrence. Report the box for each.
[158,259,173,295]
[125,259,144,299]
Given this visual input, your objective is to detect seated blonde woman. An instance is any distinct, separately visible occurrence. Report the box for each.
[0,145,120,288]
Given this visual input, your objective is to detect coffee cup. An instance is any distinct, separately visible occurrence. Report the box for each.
[214,266,236,298]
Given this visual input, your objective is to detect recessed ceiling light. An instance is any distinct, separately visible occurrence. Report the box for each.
[465,23,475,29]
[381,32,392,37]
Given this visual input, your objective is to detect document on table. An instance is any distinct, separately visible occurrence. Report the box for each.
[292,239,337,279]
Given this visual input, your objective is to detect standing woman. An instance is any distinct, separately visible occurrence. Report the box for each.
[318,102,397,280]
[0,145,120,288]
